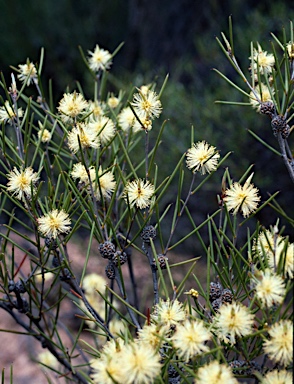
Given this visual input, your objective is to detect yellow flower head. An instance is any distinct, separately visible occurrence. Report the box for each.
[120,342,161,384]
[186,141,220,175]
[249,83,274,112]
[213,301,254,345]
[172,319,211,361]
[252,269,286,308]
[131,89,162,120]
[0,101,23,124]
[286,41,294,59]
[137,322,168,349]
[88,44,112,72]
[151,298,186,327]
[123,179,155,209]
[57,91,88,123]
[17,59,38,85]
[67,123,100,153]
[250,43,275,74]
[195,360,238,384]
[223,173,260,217]
[117,106,136,132]
[261,369,293,384]
[37,209,71,239]
[263,320,293,366]
[7,167,39,200]
[92,166,116,201]
[88,116,116,145]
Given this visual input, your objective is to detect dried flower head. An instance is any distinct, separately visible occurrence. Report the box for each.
[249,83,274,112]
[123,179,155,209]
[67,123,100,153]
[0,100,23,124]
[88,44,112,72]
[250,43,275,74]
[6,167,39,200]
[131,89,162,120]
[261,369,293,384]
[57,91,88,123]
[172,319,211,361]
[37,209,71,239]
[263,320,293,366]
[213,301,254,345]
[252,269,286,308]
[17,59,38,85]
[223,173,260,217]
[120,342,161,384]
[152,298,186,327]
[186,141,220,175]
[195,360,238,384]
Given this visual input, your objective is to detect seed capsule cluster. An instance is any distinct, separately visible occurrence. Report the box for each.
[209,282,234,313]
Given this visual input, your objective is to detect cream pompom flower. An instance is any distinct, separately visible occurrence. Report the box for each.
[286,41,294,59]
[261,369,293,384]
[88,44,112,72]
[92,167,116,201]
[172,319,211,361]
[17,59,38,85]
[151,298,186,327]
[6,167,39,200]
[137,322,169,349]
[37,209,71,239]
[57,91,88,123]
[186,141,220,175]
[88,116,116,145]
[252,269,286,308]
[67,123,100,153]
[0,100,23,124]
[195,360,238,384]
[82,273,107,296]
[223,173,260,217]
[263,320,293,366]
[117,106,136,132]
[38,350,58,369]
[123,179,155,209]
[213,301,254,345]
[250,43,275,74]
[249,83,274,112]
[120,342,161,384]
[131,89,162,120]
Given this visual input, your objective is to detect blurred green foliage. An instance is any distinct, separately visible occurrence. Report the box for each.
[0,0,292,248]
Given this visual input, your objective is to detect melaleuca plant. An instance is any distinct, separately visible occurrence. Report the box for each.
[0,27,292,384]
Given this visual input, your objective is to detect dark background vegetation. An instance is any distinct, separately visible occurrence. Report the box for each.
[0,0,293,251]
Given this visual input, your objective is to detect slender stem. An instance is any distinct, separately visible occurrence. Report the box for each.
[142,242,159,305]
[127,253,140,311]
[145,130,149,179]
[164,172,196,255]
[277,132,294,183]
[114,267,141,330]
